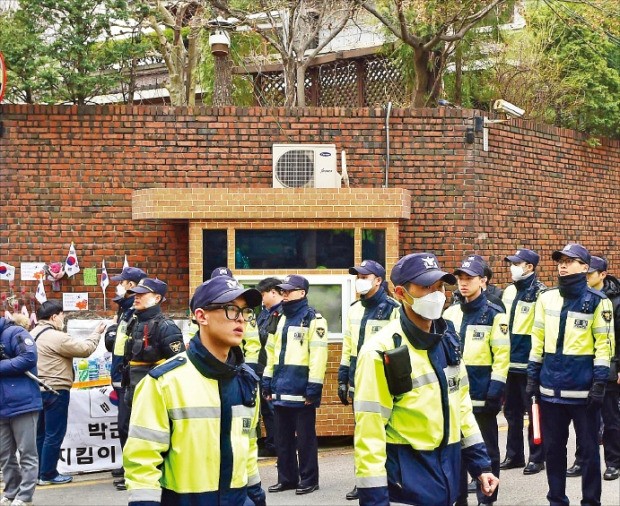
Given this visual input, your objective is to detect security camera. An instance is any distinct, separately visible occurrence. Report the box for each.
[493,99,525,119]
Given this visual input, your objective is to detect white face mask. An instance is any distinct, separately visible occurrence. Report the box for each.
[355,278,373,295]
[407,290,446,320]
[510,265,528,281]
[116,284,127,297]
[142,295,160,308]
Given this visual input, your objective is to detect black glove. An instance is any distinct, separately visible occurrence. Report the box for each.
[486,397,502,414]
[338,383,350,406]
[525,377,540,399]
[587,382,605,410]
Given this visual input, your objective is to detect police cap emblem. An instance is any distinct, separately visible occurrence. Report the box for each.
[316,328,326,338]
[169,341,183,353]
[602,310,612,323]
[500,324,508,335]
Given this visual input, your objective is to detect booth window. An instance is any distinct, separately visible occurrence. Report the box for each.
[235,229,354,269]
[203,230,228,281]
[362,229,386,266]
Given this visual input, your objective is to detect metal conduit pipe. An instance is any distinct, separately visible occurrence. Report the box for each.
[384,101,392,188]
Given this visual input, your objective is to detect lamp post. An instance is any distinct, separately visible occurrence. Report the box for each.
[207,17,234,106]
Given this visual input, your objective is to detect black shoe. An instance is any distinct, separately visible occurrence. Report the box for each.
[500,457,525,470]
[468,479,477,493]
[523,462,545,475]
[346,486,358,500]
[603,467,619,481]
[566,463,582,477]
[268,483,297,493]
[111,467,124,478]
[114,479,127,491]
[296,484,319,495]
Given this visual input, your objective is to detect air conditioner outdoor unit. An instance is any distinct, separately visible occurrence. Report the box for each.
[272,144,341,188]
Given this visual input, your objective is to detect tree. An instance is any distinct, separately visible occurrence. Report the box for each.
[139,0,207,106]
[0,7,55,103]
[210,0,358,107]
[17,0,138,105]
[358,0,510,107]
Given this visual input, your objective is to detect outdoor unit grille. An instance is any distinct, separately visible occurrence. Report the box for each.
[272,144,340,188]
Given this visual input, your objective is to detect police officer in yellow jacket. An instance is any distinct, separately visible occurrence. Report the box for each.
[527,243,614,506]
[500,249,546,474]
[444,256,510,506]
[338,259,399,500]
[123,275,266,506]
[262,275,328,495]
[354,253,499,506]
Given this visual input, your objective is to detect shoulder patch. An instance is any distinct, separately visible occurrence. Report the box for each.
[602,310,613,323]
[169,341,184,353]
[316,327,326,338]
[149,355,187,379]
[499,323,509,335]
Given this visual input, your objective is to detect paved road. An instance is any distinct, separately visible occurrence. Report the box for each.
[27,416,620,505]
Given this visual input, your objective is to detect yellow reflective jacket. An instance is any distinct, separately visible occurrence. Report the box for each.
[354,315,491,506]
[529,279,614,402]
[124,336,264,506]
[262,298,328,407]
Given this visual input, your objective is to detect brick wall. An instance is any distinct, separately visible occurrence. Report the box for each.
[2,104,618,309]
[2,104,618,435]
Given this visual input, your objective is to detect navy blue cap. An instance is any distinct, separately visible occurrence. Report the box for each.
[349,260,386,279]
[504,248,540,267]
[390,253,456,287]
[211,267,233,279]
[588,256,608,273]
[126,278,168,299]
[551,243,591,265]
[277,275,310,293]
[190,276,261,311]
[111,267,147,283]
[454,257,486,277]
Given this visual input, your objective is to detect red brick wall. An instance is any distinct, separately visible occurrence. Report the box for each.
[2,103,619,307]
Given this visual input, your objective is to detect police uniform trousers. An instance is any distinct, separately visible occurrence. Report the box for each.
[457,411,500,506]
[504,372,544,464]
[113,386,130,448]
[573,385,620,469]
[540,401,601,506]
[274,404,319,488]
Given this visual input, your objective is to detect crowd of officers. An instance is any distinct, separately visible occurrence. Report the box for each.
[0,242,617,506]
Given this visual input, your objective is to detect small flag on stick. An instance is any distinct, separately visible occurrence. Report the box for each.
[35,279,47,304]
[101,260,109,311]
[65,242,80,277]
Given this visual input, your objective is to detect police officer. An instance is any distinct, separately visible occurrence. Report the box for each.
[123,278,184,409]
[123,275,266,505]
[262,275,328,496]
[444,256,509,506]
[527,243,614,506]
[354,253,498,506]
[104,266,146,489]
[567,256,620,481]
[254,277,283,458]
[338,259,399,501]
[500,249,546,475]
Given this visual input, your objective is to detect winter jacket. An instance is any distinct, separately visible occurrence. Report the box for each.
[0,318,42,418]
[31,321,101,391]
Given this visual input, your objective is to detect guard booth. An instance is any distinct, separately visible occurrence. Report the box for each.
[132,187,411,435]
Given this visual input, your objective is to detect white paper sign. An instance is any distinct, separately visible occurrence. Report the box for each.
[63,292,89,311]
[58,386,122,474]
[20,262,46,281]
